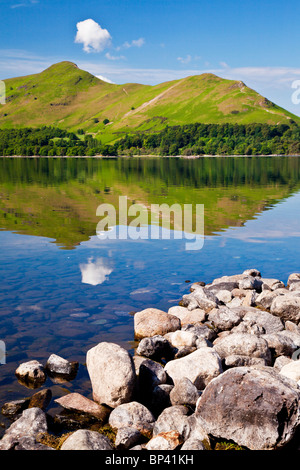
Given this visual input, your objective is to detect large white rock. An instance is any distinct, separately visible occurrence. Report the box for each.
[61,430,113,450]
[86,342,136,408]
[280,360,300,383]
[164,347,223,390]
[134,308,181,340]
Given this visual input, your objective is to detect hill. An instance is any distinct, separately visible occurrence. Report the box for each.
[1,61,300,142]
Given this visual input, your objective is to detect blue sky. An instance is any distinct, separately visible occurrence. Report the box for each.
[1,0,300,115]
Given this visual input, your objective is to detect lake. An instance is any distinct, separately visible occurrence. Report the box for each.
[0,156,300,426]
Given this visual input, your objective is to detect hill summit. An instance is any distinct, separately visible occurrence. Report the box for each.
[1,61,299,141]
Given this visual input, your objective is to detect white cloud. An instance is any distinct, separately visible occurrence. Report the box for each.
[96,74,115,84]
[80,258,113,286]
[105,52,126,61]
[11,0,38,8]
[75,19,112,53]
[177,54,192,65]
[116,38,145,51]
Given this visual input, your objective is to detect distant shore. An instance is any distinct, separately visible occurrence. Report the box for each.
[1,154,300,159]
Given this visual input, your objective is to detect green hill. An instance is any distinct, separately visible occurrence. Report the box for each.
[1,61,299,142]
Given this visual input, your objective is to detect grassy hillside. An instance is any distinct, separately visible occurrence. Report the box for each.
[1,61,300,142]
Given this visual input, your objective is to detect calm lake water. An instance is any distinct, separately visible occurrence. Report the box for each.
[0,156,300,427]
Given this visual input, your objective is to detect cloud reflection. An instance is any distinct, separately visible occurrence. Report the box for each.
[79,257,113,286]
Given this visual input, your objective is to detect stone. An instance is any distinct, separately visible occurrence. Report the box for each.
[215,290,232,304]
[0,408,48,450]
[208,306,244,331]
[181,287,219,312]
[225,355,267,368]
[45,354,78,379]
[164,330,198,349]
[181,323,217,342]
[262,332,299,357]
[255,290,283,310]
[150,384,173,415]
[136,335,174,361]
[169,377,200,407]
[181,438,207,450]
[15,360,46,388]
[231,319,266,336]
[138,359,167,391]
[290,281,300,291]
[280,360,300,383]
[234,307,284,334]
[153,405,190,440]
[196,367,300,450]
[206,281,239,293]
[238,276,263,292]
[14,436,54,450]
[86,342,136,408]
[243,268,261,278]
[168,306,206,325]
[145,431,183,450]
[213,333,272,365]
[164,347,223,390]
[28,388,52,411]
[261,278,285,290]
[108,401,156,433]
[273,355,293,372]
[60,430,113,450]
[54,393,110,422]
[115,427,142,450]
[242,290,257,307]
[1,399,30,418]
[134,308,181,340]
[271,294,300,324]
[174,346,197,359]
[287,273,300,286]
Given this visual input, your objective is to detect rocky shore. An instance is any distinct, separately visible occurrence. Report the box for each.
[2,269,300,451]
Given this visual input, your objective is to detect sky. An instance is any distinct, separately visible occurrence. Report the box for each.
[0,0,300,115]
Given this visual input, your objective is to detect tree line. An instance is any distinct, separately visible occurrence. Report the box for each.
[0,122,299,156]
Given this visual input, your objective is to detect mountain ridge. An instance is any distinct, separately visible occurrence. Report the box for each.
[1,61,299,142]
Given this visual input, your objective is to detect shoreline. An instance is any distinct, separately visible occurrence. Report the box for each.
[1,153,300,159]
[2,268,300,451]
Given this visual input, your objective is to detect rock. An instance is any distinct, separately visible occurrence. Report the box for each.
[1,399,30,418]
[13,436,54,450]
[255,290,283,310]
[15,360,46,388]
[243,268,261,277]
[174,346,197,359]
[207,306,244,331]
[261,278,285,290]
[149,384,173,415]
[196,367,300,450]
[242,290,257,307]
[287,273,300,286]
[289,281,300,291]
[0,408,48,450]
[115,427,143,450]
[181,323,217,342]
[225,355,267,368]
[54,393,110,423]
[271,294,300,324]
[108,401,156,433]
[169,377,200,407]
[145,431,183,450]
[280,360,300,383]
[136,335,174,361]
[213,333,272,365]
[212,274,245,285]
[168,306,206,325]
[262,332,299,357]
[234,306,284,334]
[45,354,78,380]
[181,287,219,312]
[60,430,113,450]
[215,290,232,304]
[181,438,207,450]
[206,281,239,293]
[231,318,266,336]
[134,308,181,340]
[86,342,136,408]
[238,276,263,292]
[164,330,197,349]
[138,359,167,391]
[153,405,190,440]
[28,389,52,411]
[164,347,223,390]
[273,355,293,372]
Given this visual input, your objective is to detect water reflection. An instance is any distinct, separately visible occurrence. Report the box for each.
[80,257,113,286]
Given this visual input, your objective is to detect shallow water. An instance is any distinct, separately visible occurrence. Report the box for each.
[0,156,300,427]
